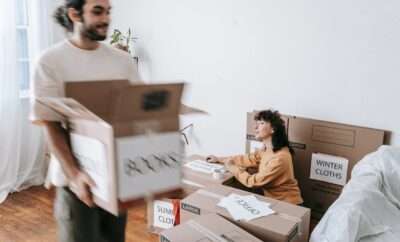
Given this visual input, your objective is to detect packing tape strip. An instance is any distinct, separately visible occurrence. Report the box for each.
[197,189,224,199]
[187,220,229,242]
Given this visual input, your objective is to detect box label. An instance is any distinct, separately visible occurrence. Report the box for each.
[70,133,109,202]
[181,203,200,215]
[153,200,176,229]
[310,153,349,186]
[116,132,183,201]
[289,142,306,150]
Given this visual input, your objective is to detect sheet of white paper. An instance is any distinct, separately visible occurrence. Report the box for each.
[310,153,349,186]
[245,194,271,207]
[184,160,225,174]
[117,132,183,201]
[217,193,274,221]
[153,200,175,229]
[70,133,109,202]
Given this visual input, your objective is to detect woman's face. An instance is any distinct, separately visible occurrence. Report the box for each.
[254,120,274,141]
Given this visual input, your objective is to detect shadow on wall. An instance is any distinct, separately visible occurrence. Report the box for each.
[384,131,392,145]
[136,45,153,81]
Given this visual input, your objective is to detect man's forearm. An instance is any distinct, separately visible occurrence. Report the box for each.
[43,121,80,180]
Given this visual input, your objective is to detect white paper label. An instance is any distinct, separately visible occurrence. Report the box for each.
[310,153,349,186]
[116,132,183,201]
[70,133,109,202]
[153,200,176,229]
[217,193,274,221]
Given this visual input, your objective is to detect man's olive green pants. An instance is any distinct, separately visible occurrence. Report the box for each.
[54,187,127,242]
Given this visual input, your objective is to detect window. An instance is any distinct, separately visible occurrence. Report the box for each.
[16,0,31,97]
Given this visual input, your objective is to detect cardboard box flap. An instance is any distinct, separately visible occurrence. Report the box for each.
[112,117,179,137]
[179,104,208,115]
[64,80,130,122]
[161,213,263,242]
[36,97,100,121]
[110,83,184,122]
[30,98,67,122]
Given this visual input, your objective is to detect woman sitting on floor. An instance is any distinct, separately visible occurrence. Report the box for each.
[207,110,303,205]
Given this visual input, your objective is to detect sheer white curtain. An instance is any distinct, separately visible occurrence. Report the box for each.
[0,0,60,203]
[0,0,22,203]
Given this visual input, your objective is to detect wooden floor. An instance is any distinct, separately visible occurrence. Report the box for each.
[0,186,158,242]
[1,186,319,242]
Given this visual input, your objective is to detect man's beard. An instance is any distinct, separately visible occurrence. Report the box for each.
[81,22,108,41]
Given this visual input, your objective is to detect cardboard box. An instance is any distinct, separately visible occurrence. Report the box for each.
[147,155,233,234]
[34,80,185,215]
[180,185,310,242]
[160,213,263,242]
[245,111,385,219]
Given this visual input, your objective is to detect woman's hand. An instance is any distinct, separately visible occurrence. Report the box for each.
[206,155,219,163]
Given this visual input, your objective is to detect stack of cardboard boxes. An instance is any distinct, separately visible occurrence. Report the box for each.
[36,81,384,242]
[179,185,310,242]
[245,111,385,219]
[157,183,310,242]
[157,111,385,242]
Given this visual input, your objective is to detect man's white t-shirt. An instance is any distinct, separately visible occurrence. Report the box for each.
[30,40,141,187]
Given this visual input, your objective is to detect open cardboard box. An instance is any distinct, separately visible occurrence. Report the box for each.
[160,213,263,242]
[33,80,186,215]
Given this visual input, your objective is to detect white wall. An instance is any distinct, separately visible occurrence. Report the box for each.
[112,0,400,156]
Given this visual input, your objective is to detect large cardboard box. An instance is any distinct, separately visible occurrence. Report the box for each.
[34,80,185,215]
[245,111,385,219]
[160,213,263,242]
[180,185,310,242]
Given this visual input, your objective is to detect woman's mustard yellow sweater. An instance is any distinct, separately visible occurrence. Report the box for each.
[229,147,303,205]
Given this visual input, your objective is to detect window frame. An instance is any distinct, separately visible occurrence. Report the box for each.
[16,0,32,99]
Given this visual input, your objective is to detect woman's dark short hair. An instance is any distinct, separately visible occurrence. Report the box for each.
[54,0,86,32]
[255,110,293,154]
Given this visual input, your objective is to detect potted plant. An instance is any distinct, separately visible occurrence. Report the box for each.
[110,28,138,56]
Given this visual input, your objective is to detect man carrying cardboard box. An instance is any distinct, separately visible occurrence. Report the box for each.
[30,0,139,241]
